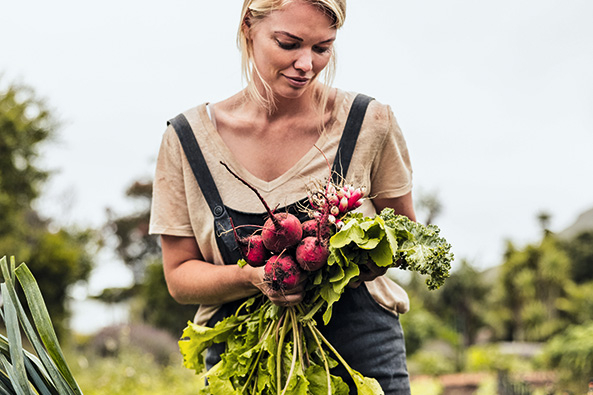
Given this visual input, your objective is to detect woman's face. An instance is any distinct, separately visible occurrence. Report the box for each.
[246,1,337,100]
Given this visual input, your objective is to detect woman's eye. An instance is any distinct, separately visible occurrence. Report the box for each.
[313,46,331,54]
[276,40,298,50]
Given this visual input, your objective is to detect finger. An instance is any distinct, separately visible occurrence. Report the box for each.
[268,290,305,306]
[363,261,388,276]
[348,279,362,288]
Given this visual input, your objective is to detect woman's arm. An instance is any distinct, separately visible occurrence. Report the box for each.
[372,191,416,221]
[161,235,305,306]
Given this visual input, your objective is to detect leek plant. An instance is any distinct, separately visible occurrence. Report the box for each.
[0,256,83,394]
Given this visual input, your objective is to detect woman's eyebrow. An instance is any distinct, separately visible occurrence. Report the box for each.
[275,31,303,41]
[274,31,335,44]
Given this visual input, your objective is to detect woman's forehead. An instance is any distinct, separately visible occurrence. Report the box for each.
[257,1,336,35]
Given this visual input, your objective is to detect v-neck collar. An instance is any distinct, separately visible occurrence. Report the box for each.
[198,90,346,193]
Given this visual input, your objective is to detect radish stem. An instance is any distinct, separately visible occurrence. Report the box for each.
[306,322,332,395]
[221,161,279,226]
[276,311,289,395]
[241,321,275,393]
[280,308,299,395]
[310,325,356,378]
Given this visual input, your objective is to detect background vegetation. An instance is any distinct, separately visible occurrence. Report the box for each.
[2,80,593,394]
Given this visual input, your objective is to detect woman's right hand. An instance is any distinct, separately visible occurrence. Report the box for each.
[251,266,307,307]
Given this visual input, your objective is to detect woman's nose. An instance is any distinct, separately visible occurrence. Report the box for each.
[294,50,313,73]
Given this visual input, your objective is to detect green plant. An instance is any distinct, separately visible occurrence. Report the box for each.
[0,255,83,394]
[410,376,443,394]
[540,322,593,392]
[70,346,202,395]
[407,349,456,376]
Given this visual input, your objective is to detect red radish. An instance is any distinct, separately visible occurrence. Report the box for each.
[301,219,318,238]
[264,254,303,291]
[261,213,302,252]
[229,218,268,267]
[296,236,329,271]
[221,162,303,253]
[301,218,331,240]
[240,235,268,267]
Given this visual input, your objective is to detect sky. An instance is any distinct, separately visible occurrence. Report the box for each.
[2,0,593,296]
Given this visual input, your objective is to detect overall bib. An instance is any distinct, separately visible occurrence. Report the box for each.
[169,94,411,394]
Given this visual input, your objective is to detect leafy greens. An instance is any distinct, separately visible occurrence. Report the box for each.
[179,208,453,394]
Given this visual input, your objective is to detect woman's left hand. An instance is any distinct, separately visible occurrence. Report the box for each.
[349,260,388,288]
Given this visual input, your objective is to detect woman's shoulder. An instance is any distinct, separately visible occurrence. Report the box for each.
[158,103,215,153]
[335,89,394,127]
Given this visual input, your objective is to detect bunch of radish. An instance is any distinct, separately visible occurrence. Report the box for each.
[221,162,366,292]
[183,163,453,395]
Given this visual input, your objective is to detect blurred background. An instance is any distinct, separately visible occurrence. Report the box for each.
[1,0,592,393]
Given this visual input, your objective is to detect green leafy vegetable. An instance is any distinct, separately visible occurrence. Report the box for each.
[0,256,84,395]
[179,208,454,394]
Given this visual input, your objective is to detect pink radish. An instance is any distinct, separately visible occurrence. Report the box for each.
[264,254,303,291]
[221,162,303,253]
[347,187,363,209]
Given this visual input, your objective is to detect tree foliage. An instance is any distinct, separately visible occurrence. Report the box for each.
[561,230,593,283]
[401,206,593,378]
[541,322,593,392]
[104,179,197,336]
[432,259,488,347]
[0,80,94,336]
[139,260,197,336]
[106,181,159,284]
[486,235,571,342]
[0,82,54,235]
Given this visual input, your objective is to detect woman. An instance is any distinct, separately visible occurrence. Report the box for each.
[150,0,415,393]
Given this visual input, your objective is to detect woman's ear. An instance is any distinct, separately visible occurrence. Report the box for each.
[242,10,253,38]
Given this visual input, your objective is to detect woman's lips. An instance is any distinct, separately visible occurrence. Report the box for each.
[283,75,309,87]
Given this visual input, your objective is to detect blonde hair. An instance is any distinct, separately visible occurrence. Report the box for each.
[237,0,347,117]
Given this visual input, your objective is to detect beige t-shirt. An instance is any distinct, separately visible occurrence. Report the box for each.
[149,90,413,325]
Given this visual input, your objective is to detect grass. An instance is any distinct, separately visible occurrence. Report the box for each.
[69,346,202,395]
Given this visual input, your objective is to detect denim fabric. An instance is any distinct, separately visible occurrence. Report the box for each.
[320,284,411,394]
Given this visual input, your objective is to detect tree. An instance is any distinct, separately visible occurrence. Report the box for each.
[414,189,443,225]
[105,180,159,284]
[486,234,571,342]
[433,259,488,347]
[541,322,593,393]
[0,82,53,240]
[104,179,197,336]
[561,230,593,283]
[0,80,95,336]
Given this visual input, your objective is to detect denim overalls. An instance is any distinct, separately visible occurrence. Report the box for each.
[169,94,411,394]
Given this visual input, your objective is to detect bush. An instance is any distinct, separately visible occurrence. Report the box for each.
[465,344,531,373]
[407,348,456,376]
[70,345,202,395]
[410,376,443,394]
[540,322,593,392]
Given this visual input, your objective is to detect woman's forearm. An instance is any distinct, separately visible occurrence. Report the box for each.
[160,234,305,307]
[164,258,261,305]
[161,234,262,305]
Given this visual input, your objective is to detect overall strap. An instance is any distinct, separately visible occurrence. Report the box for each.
[331,93,375,184]
[167,113,242,264]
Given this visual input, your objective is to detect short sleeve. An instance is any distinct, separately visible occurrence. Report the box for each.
[149,126,195,237]
[369,106,413,199]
